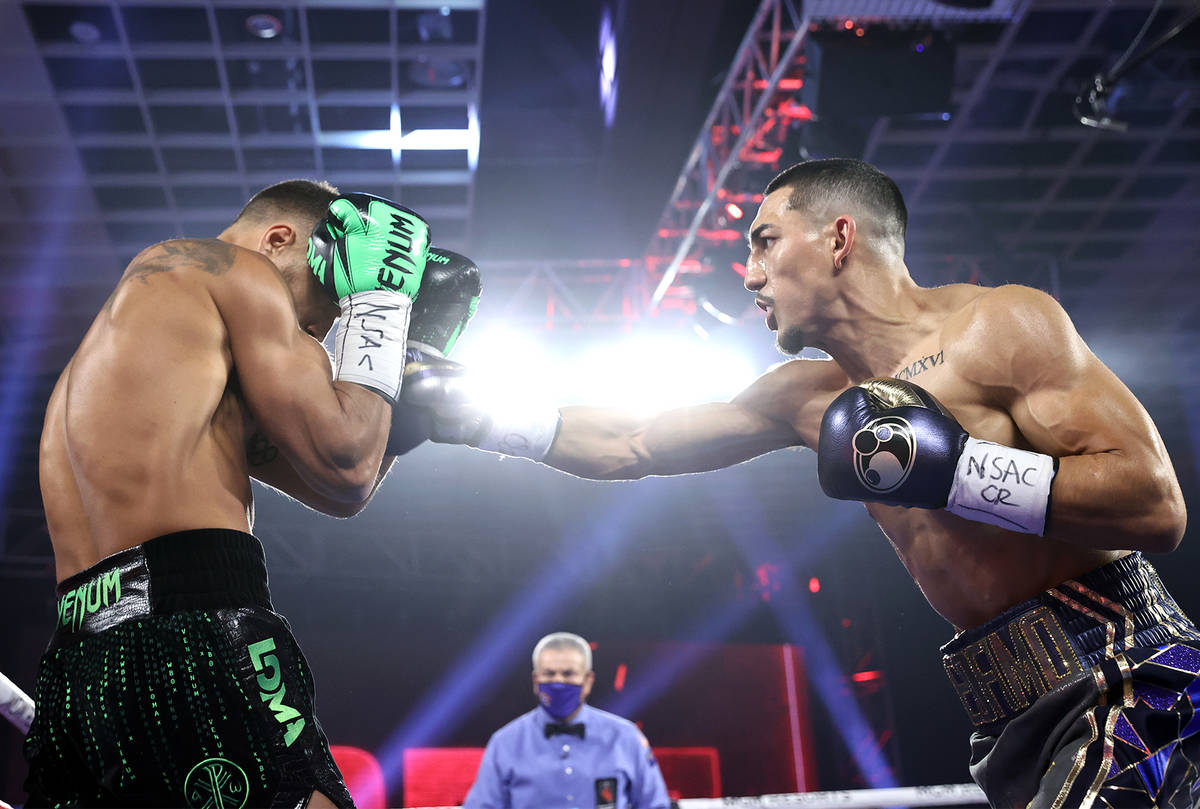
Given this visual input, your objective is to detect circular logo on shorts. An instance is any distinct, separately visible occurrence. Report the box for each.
[184,757,249,809]
[852,415,916,493]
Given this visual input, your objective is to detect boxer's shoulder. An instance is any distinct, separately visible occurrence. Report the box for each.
[944,284,1066,335]
[941,284,1082,388]
[126,238,245,279]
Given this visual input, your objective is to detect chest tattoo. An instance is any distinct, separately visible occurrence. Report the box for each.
[895,349,944,381]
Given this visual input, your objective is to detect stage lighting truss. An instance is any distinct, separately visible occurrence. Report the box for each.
[647,0,1200,310]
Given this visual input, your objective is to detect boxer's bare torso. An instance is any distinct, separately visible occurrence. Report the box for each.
[547,282,1183,629]
[41,240,257,581]
[40,237,387,585]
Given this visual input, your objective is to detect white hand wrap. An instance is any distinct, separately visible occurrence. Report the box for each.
[946,437,1056,535]
[333,290,412,403]
[470,403,563,461]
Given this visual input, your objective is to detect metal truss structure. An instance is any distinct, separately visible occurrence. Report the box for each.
[646,0,1200,315]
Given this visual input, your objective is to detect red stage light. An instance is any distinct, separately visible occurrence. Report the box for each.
[808,577,820,593]
[750,78,803,90]
[756,563,782,601]
[855,27,865,36]
[851,670,883,683]
[330,746,386,808]
[844,19,854,29]
[724,202,744,219]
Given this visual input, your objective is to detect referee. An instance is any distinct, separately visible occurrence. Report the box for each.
[464,632,670,809]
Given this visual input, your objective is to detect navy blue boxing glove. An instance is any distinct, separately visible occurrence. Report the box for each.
[818,378,1057,535]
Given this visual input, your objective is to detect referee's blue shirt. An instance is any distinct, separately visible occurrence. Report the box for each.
[463,704,671,809]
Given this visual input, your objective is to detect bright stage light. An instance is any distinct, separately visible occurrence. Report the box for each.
[562,334,760,413]
[453,329,761,415]
[451,327,561,412]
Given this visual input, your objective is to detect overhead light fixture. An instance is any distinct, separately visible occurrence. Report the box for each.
[416,8,454,42]
[245,13,283,40]
[409,8,468,89]
[408,58,469,89]
[598,6,618,128]
[69,21,101,44]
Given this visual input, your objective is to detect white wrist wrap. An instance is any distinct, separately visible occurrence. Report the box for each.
[946,437,1056,535]
[333,290,412,402]
[473,404,563,461]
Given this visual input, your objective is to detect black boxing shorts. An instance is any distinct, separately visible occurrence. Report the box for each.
[942,552,1200,808]
[23,529,354,809]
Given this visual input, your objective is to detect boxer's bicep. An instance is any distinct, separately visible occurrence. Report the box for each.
[965,286,1184,548]
[972,287,1151,458]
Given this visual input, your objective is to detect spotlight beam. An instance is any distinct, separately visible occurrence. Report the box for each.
[704,475,900,789]
[370,481,663,799]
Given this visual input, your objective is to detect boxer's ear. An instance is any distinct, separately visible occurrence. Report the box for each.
[260,223,297,257]
[832,214,856,273]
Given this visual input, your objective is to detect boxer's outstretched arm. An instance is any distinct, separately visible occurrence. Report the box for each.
[214,248,392,504]
[544,358,846,480]
[958,285,1186,551]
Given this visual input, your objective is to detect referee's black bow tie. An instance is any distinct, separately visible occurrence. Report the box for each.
[544,722,585,739]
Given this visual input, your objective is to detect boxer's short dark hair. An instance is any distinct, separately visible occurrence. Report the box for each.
[234,179,340,232]
[766,158,907,245]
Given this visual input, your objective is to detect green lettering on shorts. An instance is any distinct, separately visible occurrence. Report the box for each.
[247,637,306,747]
[184,757,249,809]
[57,569,122,631]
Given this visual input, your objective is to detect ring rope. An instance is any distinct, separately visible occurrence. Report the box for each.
[676,783,987,809]
[0,669,34,734]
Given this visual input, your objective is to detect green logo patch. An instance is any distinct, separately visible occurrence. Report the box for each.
[184,757,249,809]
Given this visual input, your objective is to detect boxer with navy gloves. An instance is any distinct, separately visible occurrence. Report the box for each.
[425,158,1197,808]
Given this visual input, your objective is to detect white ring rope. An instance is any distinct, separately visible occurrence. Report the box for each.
[0,669,34,735]
[413,784,988,809]
[677,784,987,809]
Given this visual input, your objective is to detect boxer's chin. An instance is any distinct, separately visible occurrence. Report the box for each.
[776,325,806,356]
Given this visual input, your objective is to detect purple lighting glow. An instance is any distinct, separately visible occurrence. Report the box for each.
[599,6,618,128]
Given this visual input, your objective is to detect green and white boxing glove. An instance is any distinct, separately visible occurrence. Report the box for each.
[308,193,431,403]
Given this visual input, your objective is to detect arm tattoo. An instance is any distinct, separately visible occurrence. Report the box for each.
[246,430,280,467]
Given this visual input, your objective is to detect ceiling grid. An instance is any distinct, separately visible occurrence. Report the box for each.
[9,0,485,264]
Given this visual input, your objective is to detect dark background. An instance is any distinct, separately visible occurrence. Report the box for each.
[2,0,1199,803]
